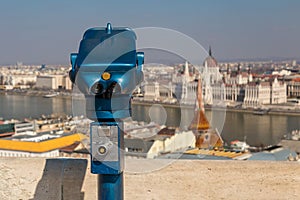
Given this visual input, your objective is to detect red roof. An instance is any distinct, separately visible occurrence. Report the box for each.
[0,132,15,137]
[292,78,300,82]
[260,82,271,86]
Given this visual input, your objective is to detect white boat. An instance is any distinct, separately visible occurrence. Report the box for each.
[253,109,268,115]
[44,92,59,98]
[230,140,250,152]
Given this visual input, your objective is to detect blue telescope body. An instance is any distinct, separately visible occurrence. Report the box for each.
[69,23,144,121]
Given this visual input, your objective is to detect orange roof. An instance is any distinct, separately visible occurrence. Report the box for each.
[0,133,86,153]
[185,148,245,158]
[189,109,210,131]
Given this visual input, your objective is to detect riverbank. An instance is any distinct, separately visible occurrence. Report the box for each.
[0,89,73,99]
[132,99,300,116]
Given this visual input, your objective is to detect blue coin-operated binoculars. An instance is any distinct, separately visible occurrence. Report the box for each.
[69,23,144,200]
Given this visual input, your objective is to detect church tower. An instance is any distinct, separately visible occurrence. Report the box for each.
[188,77,224,149]
[188,78,210,131]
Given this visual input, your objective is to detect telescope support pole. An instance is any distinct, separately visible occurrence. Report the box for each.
[98,173,123,200]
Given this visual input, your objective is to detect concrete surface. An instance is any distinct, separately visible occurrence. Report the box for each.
[0,158,299,200]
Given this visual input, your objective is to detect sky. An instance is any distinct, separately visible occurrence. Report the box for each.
[0,0,299,65]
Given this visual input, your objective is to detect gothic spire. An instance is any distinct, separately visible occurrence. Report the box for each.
[209,46,212,57]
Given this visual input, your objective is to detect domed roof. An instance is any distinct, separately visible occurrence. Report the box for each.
[203,46,218,68]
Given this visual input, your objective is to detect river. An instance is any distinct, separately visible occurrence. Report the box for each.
[0,94,299,146]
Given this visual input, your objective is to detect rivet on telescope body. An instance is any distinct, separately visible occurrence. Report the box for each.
[102,72,111,80]
[99,146,107,154]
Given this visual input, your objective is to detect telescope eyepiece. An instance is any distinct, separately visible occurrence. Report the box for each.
[91,82,104,95]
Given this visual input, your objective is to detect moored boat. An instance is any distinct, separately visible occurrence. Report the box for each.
[43,92,59,98]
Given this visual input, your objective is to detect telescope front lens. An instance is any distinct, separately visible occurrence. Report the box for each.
[102,72,111,80]
[91,83,103,94]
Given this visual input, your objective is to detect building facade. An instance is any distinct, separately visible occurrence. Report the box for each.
[271,78,287,104]
[244,82,271,106]
[243,78,286,106]
[0,74,36,87]
[287,80,300,97]
[36,75,72,90]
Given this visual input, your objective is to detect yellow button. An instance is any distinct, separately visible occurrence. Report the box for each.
[102,72,111,80]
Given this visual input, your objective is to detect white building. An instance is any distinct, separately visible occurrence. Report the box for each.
[200,47,223,105]
[272,69,291,76]
[175,51,225,105]
[36,75,72,90]
[244,82,271,106]
[179,81,198,105]
[271,78,287,104]
[0,74,36,87]
[143,82,161,101]
[211,83,241,102]
[172,61,198,105]
[0,149,59,158]
[287,80,300,97]
[226,71,252,85]
[143,61,197,105]
[200,47,223,84]
[243,78,286,106]
[125,129,195,159]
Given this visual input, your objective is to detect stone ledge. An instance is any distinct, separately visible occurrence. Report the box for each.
[0,158,299,200]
